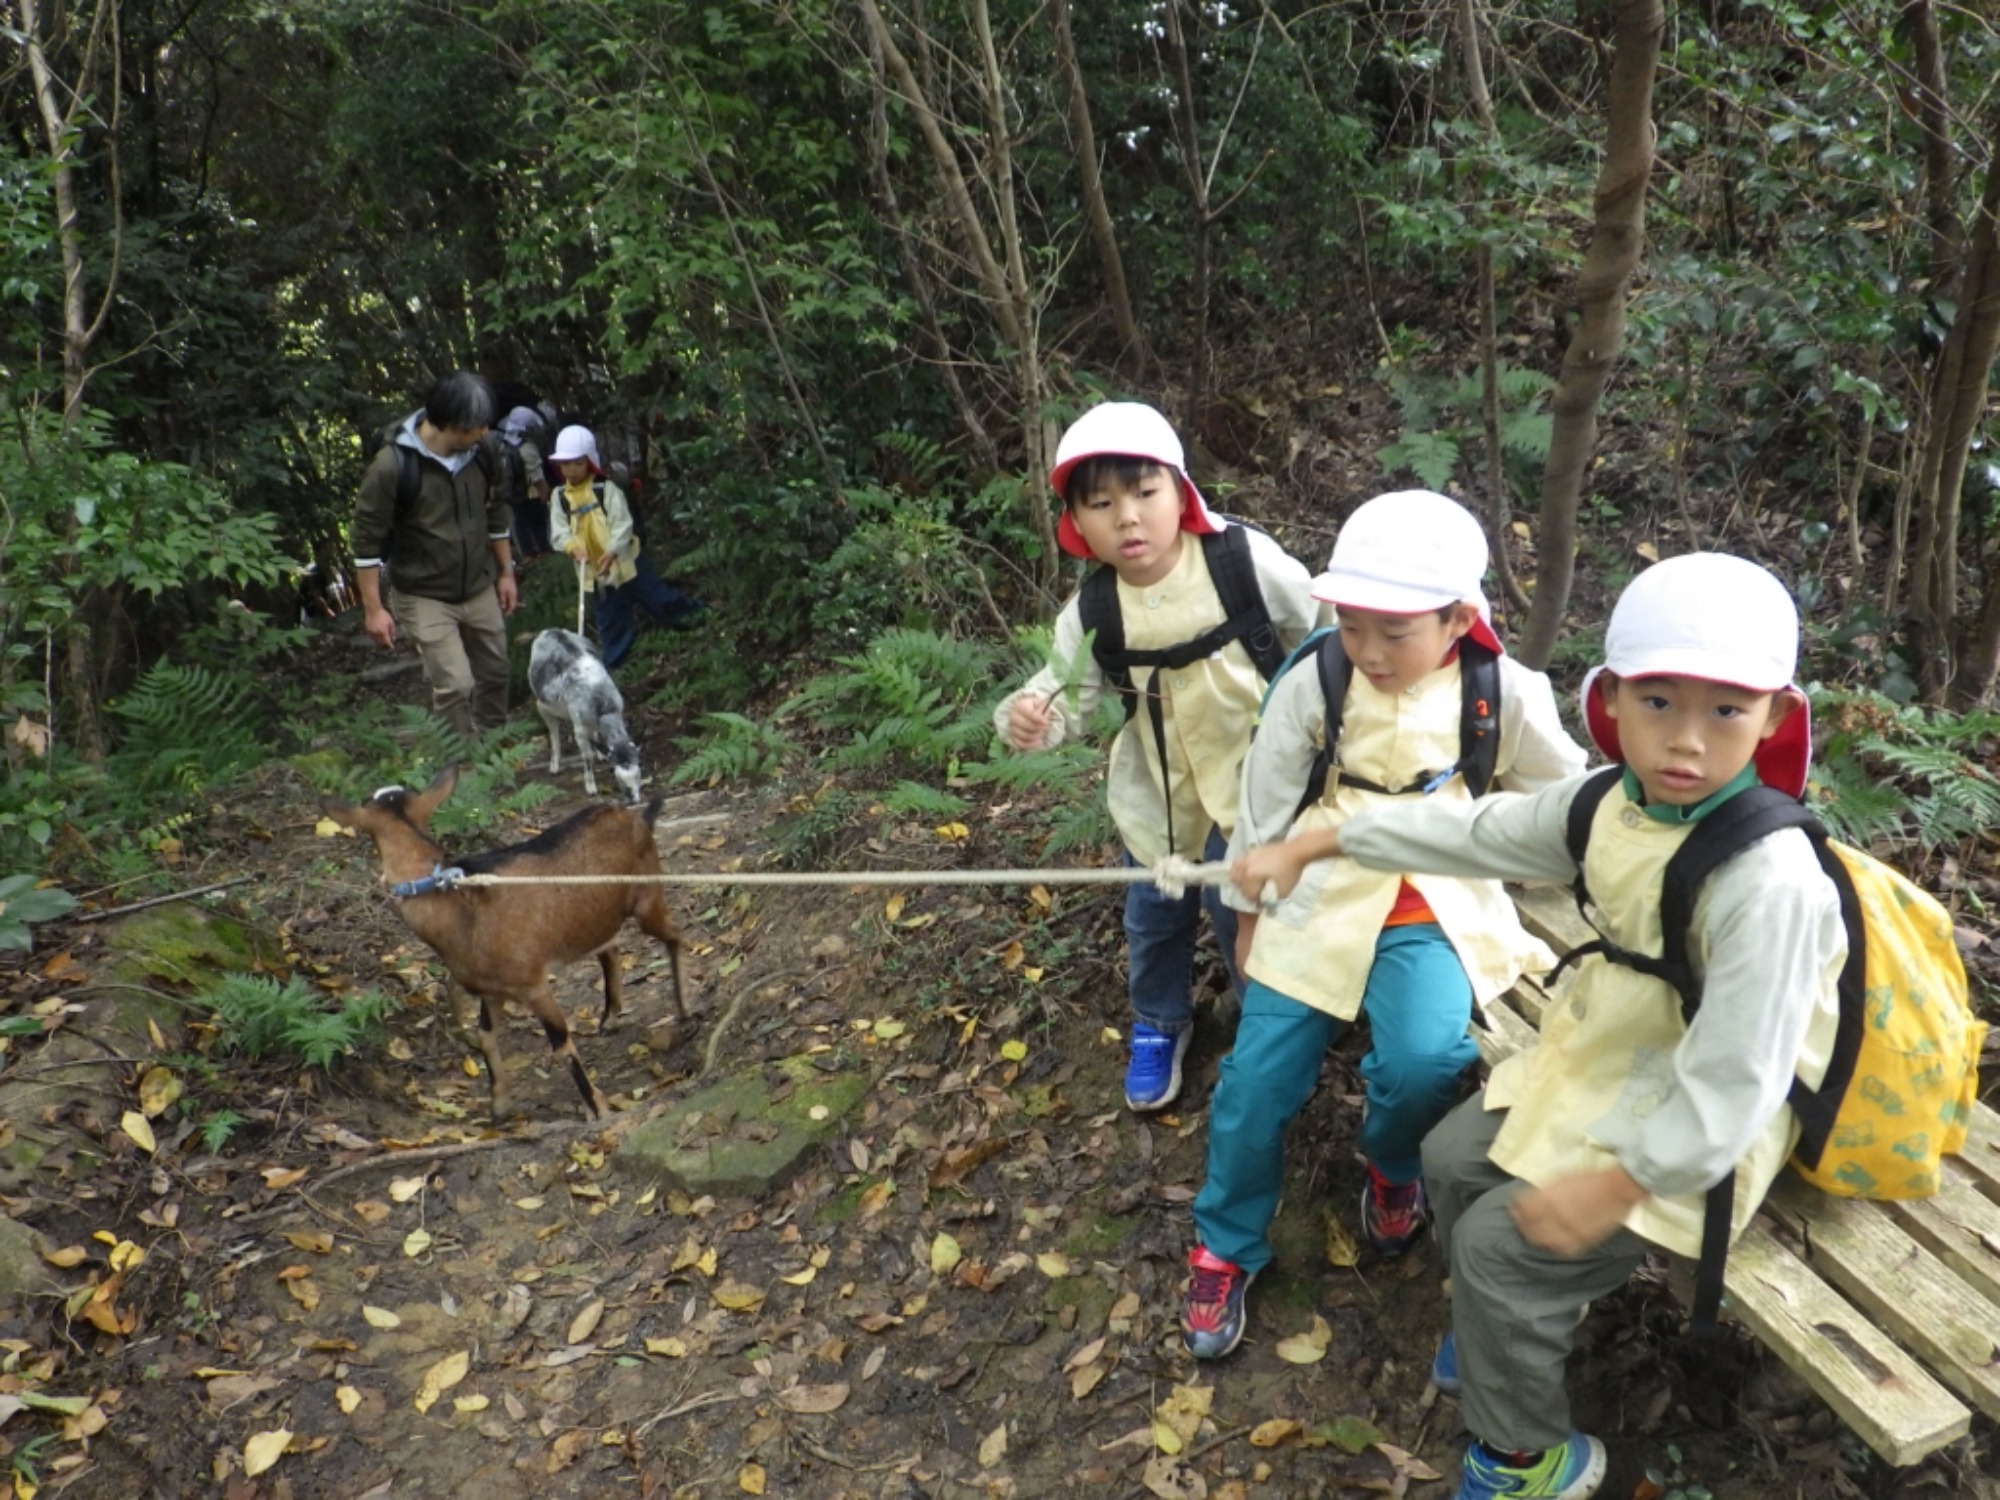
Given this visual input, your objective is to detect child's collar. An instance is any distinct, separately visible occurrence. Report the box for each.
[1620,763,1760,824]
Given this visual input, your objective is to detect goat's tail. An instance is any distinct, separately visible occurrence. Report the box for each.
[643,795,665,825]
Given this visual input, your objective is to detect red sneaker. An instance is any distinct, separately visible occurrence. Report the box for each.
[1182,1245,1255,1359]
[1361,1163,1429,1256]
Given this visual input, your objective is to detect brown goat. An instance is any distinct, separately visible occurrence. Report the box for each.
[321,765,688,1121]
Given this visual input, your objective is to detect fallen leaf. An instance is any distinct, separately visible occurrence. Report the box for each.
[1636,540,1661,562]
[314,817,346,838]
[567,1300,605,1344]
[1322,1207,1360,1269]
[712,1279,766,1312]
[1156,1383,1213,1446]
[284,1230,334,1255]
[1071,1360,1108,1400]
[872,1018,907,1040]
[1000,941,1024,970]
[999,1039,1028,1063]
[930,1232,962,1276]
[978,1423,1008,1467]
[119,1112,156,1155]
[883,894,906,923]
[776,1382,850,1414]
[41,1246,87,1270]
[1064,1336,1107,1372]
[388,1175,425,1203]
[1306,1414,1384,1453]
[454,1394,489,1412]
[739,1464,767,1495]
[1249,1419,1301,1447]
[262,1166,307,1190]
[402,1227,433,1258]
[1036,1251,1072,1279]
[645,1337,688,1358]
[1374,1442,1443,1481]
[352,1199,391,1226]
[934,822,970,841]
[780,1264,818,1286]
[1274,1315,1333,1365]
[138,1066,182,1119]
[413,1350,470,1413]
[336,1385,362,1415]
[362,1306,401,1329]
[1140,1454,1208,1500]
[243,1429,292,1477]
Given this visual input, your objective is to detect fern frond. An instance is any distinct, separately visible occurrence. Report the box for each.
[879,780,970,819]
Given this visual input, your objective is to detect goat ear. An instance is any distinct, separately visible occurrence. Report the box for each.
[318,799,357,828]
[405,763,458,829]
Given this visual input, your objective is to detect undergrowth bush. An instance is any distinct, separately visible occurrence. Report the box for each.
[197,974,396,1071]
[1810,689,2000,864]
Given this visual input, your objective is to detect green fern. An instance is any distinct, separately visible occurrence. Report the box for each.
[669,712,799,785]
[108,661,265,796]
[880,780,970,819]
[1377,430,1461,491]
[1811,688,2000,853]
[197,975,395,1071]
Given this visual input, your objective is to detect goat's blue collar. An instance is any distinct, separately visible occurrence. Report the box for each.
[390,864,464,899]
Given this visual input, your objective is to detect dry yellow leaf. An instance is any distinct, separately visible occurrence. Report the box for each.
[978,1423,1008,1467]
[284,1230,334,1255]
[314,817,345,838]
[739,1464,767,1495]
[1028,884,1052,913]
[362,1305,401,1330]
[413,1350,470,1413]
[119,1112,156,1155]
[512,1197,544,1211]
[929,1232,962,1276]
[1152,1421,1184,1455]
[106,1239,145,1273]
[388,1175,425,1203]
[352,1199,391,1226]
[934,822,970,841]
[1322,1207,1360,1269]
[712,1279,766,1312]
[780,1265,818,1286]
[567,1300,605,1344]
[402,1228,433,1258]
[1273,1315,1333,1366]
[858,1179,895,1218]
[262,1166,307,1190]
[645,1337,687,1358]
[1035,1252,1071,1279]
[42,1245,86,1269]
[243,1429,292,1477]
[883,894,906,923]
[1248,1419,1301,1448]
[1071,1361,1108,1400]
[336,1385,362,1415]
[453,1394,490,1413]
[1000,941,1025,970]
[137,1066,182,1119]
[775,1381,850,1414]
[284,1277,320,1312]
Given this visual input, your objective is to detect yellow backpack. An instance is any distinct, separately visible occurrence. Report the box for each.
[1559,769,1985,1321]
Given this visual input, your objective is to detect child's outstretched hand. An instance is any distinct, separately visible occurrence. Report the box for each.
[1509,1167,1648,1256]
[1005,695,1053,751]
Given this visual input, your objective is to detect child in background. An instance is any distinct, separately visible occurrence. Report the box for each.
[993,401,1317,1111]
[547,424,704,671]
[1186,490,1585,1360]
[1281,553,1844,1500]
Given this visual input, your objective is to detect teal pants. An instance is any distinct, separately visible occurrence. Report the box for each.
[1193,922,1477,1274]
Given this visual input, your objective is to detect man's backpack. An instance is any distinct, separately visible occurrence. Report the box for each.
[1271,628,1502,822]
[1557,765,1984,1327]
[366,413,501,510]
[1076,524,1291,854]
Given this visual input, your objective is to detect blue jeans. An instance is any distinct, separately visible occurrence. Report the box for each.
[1123,826,1241,1035]
[1193,923,1477,1274]
[596,554,704,669]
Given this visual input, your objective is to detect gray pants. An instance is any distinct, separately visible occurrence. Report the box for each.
[1424,1094,1649,1452]
[390,589,510,743]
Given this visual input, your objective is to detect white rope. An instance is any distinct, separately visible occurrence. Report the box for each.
[446,855,1233,900]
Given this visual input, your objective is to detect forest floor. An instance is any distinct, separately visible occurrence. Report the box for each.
[4,605,1997,1500]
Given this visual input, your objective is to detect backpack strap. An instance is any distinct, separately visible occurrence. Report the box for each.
[1292,635,1506,822]
[1550,773,1860,1332]
[1077,526,1284,857]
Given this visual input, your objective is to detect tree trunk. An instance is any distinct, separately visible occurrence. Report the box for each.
[1516,0,1663,670]
[1051,0,1143,372]
[1902,0,1959,295]
[1163,0,1212,437]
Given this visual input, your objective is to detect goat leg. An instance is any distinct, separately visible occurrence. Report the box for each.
[636,895,689,1022]
[475,993,515,1123]
[596,946,624,1032]
[531,983,609,1117]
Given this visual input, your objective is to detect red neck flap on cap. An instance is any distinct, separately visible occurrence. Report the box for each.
[1581,669,1813,799]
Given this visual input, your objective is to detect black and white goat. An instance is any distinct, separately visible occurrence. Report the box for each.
[528,628,642,804]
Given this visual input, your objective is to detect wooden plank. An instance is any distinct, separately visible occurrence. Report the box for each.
[1952,1102,2000,1199]
[1473,992,1539,1069]
[1887,1158,2000,1305]
[1721,1221,1970,1466]
[1763,1178,2000,1423]
[1510,881,1596,955]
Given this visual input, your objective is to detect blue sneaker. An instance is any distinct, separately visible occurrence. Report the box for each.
[1182,1245,1255,1359]
[1431,1331,1461,1394]
[1124,1023,1190,1111]
[1455,1435,1605,1499]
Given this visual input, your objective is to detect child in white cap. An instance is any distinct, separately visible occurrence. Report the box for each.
[1285,552,1845,1500]
[547,424,704,670]
[1184,489,1585,1360]
[993,401,1318,1112]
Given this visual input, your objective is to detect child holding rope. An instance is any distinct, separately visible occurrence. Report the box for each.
[1262,554,1845,1500]
[993,402,1317,1112]
[1184,490,1585,1359]
[547,424,704,670]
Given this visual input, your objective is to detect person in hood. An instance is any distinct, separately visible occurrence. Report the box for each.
[497,405,552,560]
[1181,490,1585,1362]
[1277,552,1842,1500]
[352,370,517,742]
[991,401,1318,1113]
[546,424,705,671]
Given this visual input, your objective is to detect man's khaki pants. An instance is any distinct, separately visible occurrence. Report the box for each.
[390,589,510,743]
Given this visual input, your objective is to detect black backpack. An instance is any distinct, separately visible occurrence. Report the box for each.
[1268,628,1503,824]
[366,413,502,510]
[1076,524,1292,855]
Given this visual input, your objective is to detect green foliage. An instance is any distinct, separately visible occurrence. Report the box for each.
[879,781,969,821]
[776,628,1004,780]
[0,875,77,952]
[669,713,801,786]
[108,663,266,800]
[1811,689,2000,851]
[1377,365,1552,499]
[195,974,396,1072]
[200,1109,248,1154]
